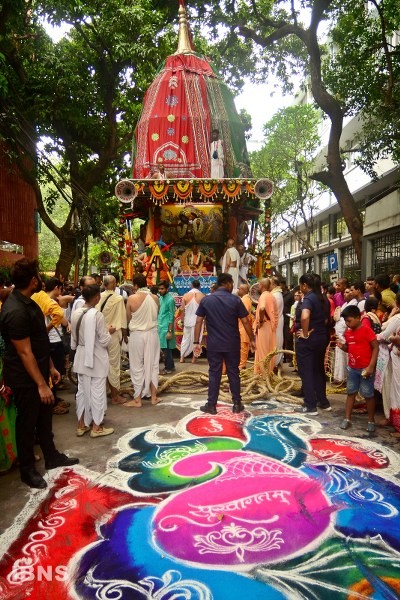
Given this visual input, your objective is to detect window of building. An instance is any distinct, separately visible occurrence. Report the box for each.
[280,264,287,278]
[334,215,347,238]
[373,231,400,276]
[320,252,331,284]
[290,261,299,284]
[305,256,314,273]
[320,222,329,244]
[342,245,361,281]
[309,226,318,247]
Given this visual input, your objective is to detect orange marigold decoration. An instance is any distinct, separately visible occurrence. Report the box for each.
[198,180,219,200]
[148,180,169,203]
[244,181,255,196]
[173,179,193,201]
[222,180,241,201]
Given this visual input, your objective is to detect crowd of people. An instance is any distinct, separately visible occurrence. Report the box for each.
[1,251,400,489]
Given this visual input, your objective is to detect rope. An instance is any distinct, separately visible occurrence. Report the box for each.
[119,349,346,405]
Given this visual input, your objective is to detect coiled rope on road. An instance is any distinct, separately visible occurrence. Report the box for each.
[119,349,346,405]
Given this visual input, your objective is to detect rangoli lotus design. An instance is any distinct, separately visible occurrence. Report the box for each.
[1,399,400,599]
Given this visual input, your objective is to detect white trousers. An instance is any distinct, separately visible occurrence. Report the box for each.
[108,330,122,389]
[129,328,160,398]
[76,374,107,427]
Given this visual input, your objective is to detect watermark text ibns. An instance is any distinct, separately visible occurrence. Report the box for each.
[10,565,67,583]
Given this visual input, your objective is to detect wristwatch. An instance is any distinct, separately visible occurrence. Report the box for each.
[194,341,200,344]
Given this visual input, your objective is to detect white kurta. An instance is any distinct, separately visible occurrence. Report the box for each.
[71,307,111,426]
[210,139,224,178]
[377,314,400,417]
[333,299,356,382]
[222,247,240,289]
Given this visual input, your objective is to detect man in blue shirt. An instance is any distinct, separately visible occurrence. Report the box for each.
[193,273,255,414]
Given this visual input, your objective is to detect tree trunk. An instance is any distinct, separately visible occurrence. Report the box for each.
[311,117,363,264]
[306,22,364,266]
[55,232,77,280]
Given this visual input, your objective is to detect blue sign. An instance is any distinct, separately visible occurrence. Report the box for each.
[173,275,217,296]
[327,253,338,272]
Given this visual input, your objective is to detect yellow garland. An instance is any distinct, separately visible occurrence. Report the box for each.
[148,180,169,201]
[222,180,241,199]
[198,180,219,199]
[173,180,193,200]
[245,181,255,195]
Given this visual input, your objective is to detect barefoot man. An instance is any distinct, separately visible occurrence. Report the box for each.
[96,275,127,405]
[180,279,204,364]
[124,274,161,407]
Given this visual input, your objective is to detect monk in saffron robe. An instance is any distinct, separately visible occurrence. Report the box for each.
[254,278,278,375]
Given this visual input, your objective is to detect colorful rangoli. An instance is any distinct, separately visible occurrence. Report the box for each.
[1,399,400,599]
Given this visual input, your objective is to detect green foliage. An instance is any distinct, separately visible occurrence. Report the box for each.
[0,0,190,276]
[239,108,252,140]
[250,104,324,248]
[323,0,400,176]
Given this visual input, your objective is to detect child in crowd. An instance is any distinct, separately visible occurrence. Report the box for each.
[361,296,382,334]
[337,305,379,432]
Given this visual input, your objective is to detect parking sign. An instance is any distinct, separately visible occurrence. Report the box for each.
[327,253,338,272]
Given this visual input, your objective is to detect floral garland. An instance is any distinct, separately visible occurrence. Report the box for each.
[198,180,219,200]
[118,179,262,205]
[148,181,169,203]
[173,180,193,201]
[222,180,242,200]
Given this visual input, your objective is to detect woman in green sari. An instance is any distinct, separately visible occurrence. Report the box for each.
[0,289,17,472]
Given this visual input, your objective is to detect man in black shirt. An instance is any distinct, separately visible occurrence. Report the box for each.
[193,273,255,414]
[0,259,79,489]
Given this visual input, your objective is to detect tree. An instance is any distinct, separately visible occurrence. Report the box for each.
[0,0,179,278]
[323,0,400,178]
[251,104,324,252]
[192,0,365,265]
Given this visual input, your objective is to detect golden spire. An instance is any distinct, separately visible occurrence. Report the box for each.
[175,1,193,55]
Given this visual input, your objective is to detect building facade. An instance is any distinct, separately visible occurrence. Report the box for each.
[272,111,400,285]
[0,145,39,269]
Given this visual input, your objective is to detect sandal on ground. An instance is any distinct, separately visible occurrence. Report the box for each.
[76,426,91,437]
[59,400,71,408]
[90,427,114,438]
[340,419,352,430]
[366,422,375,433]
[53,404,69,415]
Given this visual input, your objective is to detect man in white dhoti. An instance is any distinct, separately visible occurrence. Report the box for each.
[270,276,284,366]
[238,244,256,285]
[124,274,160,408]
[71,284,114,438]
[210,128,225,179]
[96,275,127,405]
[222,238,240,290]
[179,280,205,364]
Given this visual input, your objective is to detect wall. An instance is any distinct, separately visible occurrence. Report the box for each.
[0,146,38,261]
